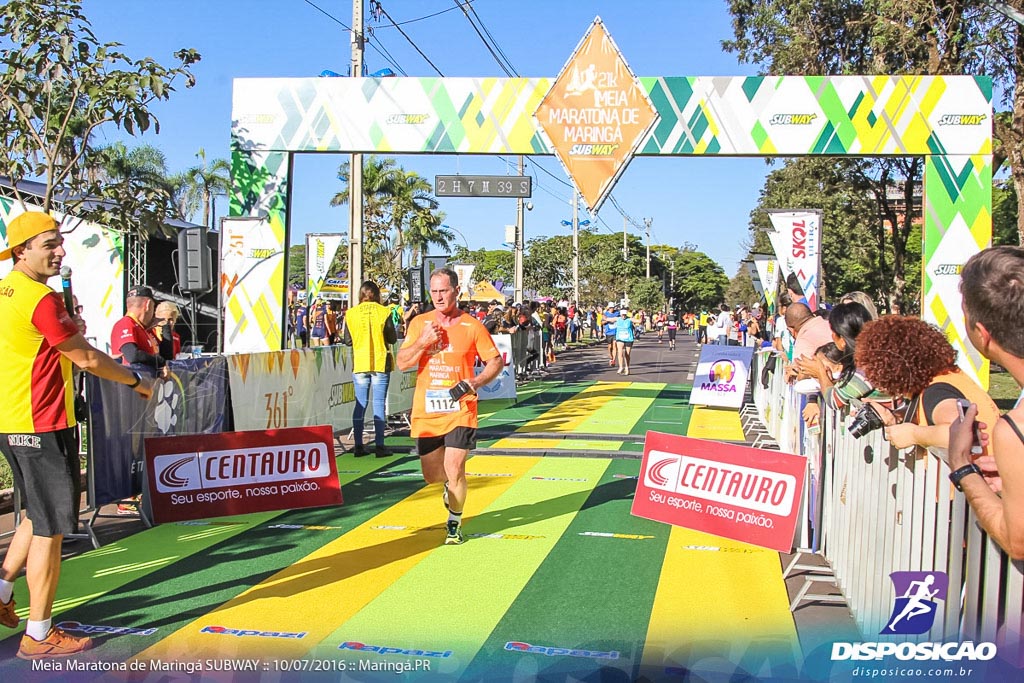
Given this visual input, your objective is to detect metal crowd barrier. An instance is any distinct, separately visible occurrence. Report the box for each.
[751,353,1023,664]
[509,327,545,380]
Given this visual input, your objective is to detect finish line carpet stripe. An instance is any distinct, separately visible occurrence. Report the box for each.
[514,382,630,433]
[642,525,799,673]
[3,454,387,631]
[128,457,540,663]
[307,458,612,677]
[461,458,667,680]
[572,382,665,435]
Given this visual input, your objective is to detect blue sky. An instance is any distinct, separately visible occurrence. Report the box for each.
[83,0,768,276]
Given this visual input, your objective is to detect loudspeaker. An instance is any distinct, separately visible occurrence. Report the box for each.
[177,227,213,294]
[407,267,424,304]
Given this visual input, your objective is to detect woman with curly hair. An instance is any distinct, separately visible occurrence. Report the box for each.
[854,316,1000,465]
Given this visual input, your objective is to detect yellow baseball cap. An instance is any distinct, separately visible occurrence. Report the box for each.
[1,212,59,260]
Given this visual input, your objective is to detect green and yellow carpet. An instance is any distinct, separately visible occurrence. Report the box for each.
[0,381,794,681]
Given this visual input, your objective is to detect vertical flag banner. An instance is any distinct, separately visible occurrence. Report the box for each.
[746,261,764,297]
[221,216,285,353]
[753,255,779,311]
[768,210,821,310]
[766,231,792,280]
[453,264,476,297]
[306,233,345,303]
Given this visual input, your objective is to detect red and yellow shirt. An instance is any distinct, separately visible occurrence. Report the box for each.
[402,311,500,438]
[111,313,159,363]
[0,270,79,433]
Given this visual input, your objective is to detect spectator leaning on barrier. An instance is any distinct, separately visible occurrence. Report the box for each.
[794,301,873,409]
[854,316,1001,482]
[111,285,168,378]
[342,281,398,458]
[0,212,154,659]
[784,302,832,381]
[946,246,1024,559]
[153,301,182,359]
[838,290,878,321]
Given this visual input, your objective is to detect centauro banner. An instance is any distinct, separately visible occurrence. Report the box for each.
[144,425,341,523]
[632,432,806,553]
[306,233,345,303]
[768,210,822,311]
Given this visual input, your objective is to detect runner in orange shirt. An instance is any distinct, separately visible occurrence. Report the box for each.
[397,267,503,545]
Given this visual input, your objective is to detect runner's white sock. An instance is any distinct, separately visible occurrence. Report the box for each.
[0,579,12,604]
[26,618,51,641]
[448,511,463,524]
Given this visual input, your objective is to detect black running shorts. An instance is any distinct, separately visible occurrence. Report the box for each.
[668,328,677,340]
[417,427,477,455]
[0,428,80,537]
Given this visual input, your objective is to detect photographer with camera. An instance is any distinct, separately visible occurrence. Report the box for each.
[852,317,999,483]
[397,267,502,546]
[945,246,1024,559]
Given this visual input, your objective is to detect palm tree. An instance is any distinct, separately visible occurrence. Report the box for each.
[187,148,231,228]
[331,156,404,286]
[390,169,439,273]
[85,141,177,238]
[405,210,452,267]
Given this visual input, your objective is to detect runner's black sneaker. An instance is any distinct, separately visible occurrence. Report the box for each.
[442,482,450,511]
[444,520,464,545]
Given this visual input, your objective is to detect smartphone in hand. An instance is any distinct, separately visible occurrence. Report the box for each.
[955,399,984,455]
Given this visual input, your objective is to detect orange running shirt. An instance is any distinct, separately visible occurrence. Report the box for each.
[0,270,80,433]
[402,311,500,438]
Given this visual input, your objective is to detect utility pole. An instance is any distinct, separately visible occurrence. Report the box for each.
[572,189,580,306]
[348,0,365,298]
[622,215,628,304]
[644,217,652,278]
[514,155,524,303]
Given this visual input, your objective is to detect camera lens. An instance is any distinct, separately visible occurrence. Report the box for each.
[848,404,885,439]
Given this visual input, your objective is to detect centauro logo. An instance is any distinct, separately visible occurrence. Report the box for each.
[938,114,987,126]
[249,248,274,259]
[568,143,620,156]
[933,264,963,276]
[769,113,817,125]
[385,113,430,125]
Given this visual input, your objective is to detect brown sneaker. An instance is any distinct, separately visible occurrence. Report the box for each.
[0,596,17,628]
[17,627,93,660]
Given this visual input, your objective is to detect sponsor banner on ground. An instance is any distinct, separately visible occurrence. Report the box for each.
[144,425,341,522]
[768,210,821,310]
[631,432,806,552]
[475,334,517,400]
[689,345,753,409]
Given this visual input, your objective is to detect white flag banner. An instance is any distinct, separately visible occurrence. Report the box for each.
[768,210,821,310]
[766,230,792,279]
[453,264,476,296]
[306,233,345,302]
[746,261,764,297]
[753,255,779,310]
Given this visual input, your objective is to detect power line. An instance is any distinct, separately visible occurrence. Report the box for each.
[454,0,517,77]
[301,0,407,76]
[375,2,446,76]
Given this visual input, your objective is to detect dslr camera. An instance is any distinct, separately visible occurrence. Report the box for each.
[848,403,885,439]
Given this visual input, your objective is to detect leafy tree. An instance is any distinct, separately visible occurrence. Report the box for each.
[184,147,230,228]
[81,141,177,238]
[0,0,200,216]
[450,246,514,285]
[627,277,665,313]
[993,178,1020,246]
[286,243,347,288]
[726,265,759,308]
[666,248,730,310]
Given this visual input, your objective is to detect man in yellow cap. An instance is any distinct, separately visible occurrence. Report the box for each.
[0,211,155,660]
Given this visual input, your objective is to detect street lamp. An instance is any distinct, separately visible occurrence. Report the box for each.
[440,224,471,252]
[561,216,590,306]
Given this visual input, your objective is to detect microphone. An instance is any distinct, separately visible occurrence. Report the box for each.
[59,265,74,315]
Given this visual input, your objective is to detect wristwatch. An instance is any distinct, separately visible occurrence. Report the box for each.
[127,370,142,389]
[949,463,982,492]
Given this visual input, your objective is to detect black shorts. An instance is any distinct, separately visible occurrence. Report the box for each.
[0,428,80,537]
[417,426,477,455]
[668,328,677,340]
[605,334,615,344]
